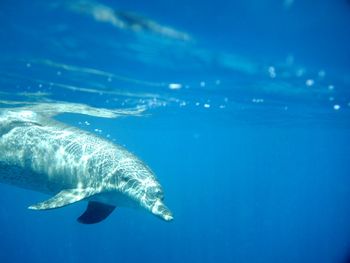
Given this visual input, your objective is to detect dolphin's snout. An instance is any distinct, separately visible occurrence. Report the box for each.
[160,207,173,221]
[151,200,173,221]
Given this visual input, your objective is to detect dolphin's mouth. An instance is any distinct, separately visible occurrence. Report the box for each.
[151,199,173,221]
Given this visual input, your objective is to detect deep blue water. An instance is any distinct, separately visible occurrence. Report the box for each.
[0,0,350,263]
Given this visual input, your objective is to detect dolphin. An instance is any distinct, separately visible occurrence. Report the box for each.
[0,103,173,224]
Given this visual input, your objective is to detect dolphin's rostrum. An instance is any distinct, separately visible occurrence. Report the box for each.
[0,103,173,224]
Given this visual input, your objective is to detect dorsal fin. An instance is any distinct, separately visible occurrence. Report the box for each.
[77,201,116,224]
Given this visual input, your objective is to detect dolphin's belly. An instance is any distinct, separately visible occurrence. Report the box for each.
[0,123,87,193]
[0,162,55,194]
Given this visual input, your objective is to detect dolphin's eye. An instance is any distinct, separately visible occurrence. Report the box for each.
[153,188,164,200]
[120,174,129,183]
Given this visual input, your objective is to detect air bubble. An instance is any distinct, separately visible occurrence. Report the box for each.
[318,70,326,78]
[179,101,187,107]
[268,66,276,78]
[168,83,182,90]
[296,68,305,77]
[203,103,210,108]
[284,0,294,8]
[306,79,314,87]
[252,98,264,103]
[286,55,294,65]
[333,104,340,111]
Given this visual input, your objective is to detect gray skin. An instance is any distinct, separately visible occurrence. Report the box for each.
[0,108,173,222]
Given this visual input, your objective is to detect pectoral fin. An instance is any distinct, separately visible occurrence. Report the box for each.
[77,201,115,224]
[28,188,97,210]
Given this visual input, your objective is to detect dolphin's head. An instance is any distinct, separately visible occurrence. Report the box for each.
[139,181,173,222]
[113,153,173,221]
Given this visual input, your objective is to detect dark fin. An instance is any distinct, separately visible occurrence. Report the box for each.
[77,201,116,224]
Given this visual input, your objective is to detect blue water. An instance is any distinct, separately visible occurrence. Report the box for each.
[0,0,350,262]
